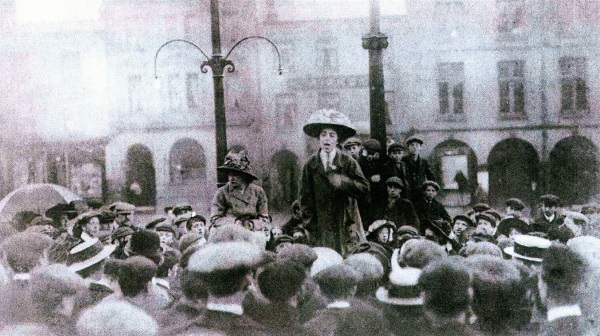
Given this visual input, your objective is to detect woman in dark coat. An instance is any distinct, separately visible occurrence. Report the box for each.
[300,109,369,256]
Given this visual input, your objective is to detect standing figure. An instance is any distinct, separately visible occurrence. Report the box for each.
[381,142,409,199]
[300,109,369,256]
[402,137,435,202]
[210,150,270,232]
[413,181,451,234]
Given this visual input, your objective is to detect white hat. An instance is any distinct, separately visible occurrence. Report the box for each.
[376,267,423,306]
[68,238,116,272]
[504,235,551,263]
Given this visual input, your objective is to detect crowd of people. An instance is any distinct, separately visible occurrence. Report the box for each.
[0,108,598,335]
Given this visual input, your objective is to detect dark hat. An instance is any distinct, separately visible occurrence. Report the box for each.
[164,205,174,213]
[540,194,560,207]
[475,213,497,227]
[67,238,116,272]
[386,176,404,188]
[495,218,528,238]
[186,215,206,230]
[111,227,134,242]
[45,202,79,220]
[172,204,193,216]
[472,203,491,213]
[396,225,419,237]
[347,242,391,276]
[313,264,360,298]
[363,139,382,152]
[505,198,526,211]
[146,217,166,230]
[76,211,102,227]
[130,229,161,259]
[399,239,447,269]
[277,244,318,268]
[368,220,397,234]
[217,150,258,181]
[453,215,475,228]
[29,215,54,227]
[342,137,362,149]
[99,211,116,224]
[422,219,453,239]
[485,210,502,223]
[173,213,192,227]
[503,234,551,263]
[406,136,423,146]
[179,233,205,253]
[376,267,423,306]
[274,235,294,247]
[155,224,176,235]
[109,202,135,214]
[422,180,440,191]
[388,142,406,153]
[303,109,356,141]
[258,260,307,303]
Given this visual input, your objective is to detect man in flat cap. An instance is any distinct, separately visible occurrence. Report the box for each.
[381,142,409,199]
[374,177,420,232]
[531,195,572,238]
[402,137,435,202]
[173,242,267,336]
[342,137,363,161]
[109,201,136,229]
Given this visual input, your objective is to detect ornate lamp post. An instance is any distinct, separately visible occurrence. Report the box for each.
[154,0,282,186]
[363,0,388,158]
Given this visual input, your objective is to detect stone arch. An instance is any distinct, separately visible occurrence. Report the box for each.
[430,139,478,206]
[125,144,156,206]
[168,138,207,184]
[549,135,599,205]
[267,150,301,211]
[488,138,539,209]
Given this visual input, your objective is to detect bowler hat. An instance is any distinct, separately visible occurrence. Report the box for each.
[303,109,356,141]
[505,198,526,211]
[503,234,551,262]
[217,150,258,181]
[406,136,423,146]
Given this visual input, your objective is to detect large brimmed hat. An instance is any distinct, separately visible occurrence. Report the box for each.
[376,267,423,306]
[504,234,551,263]
[217,150,258,181]
[303,109,356,141]
[67,238,116,272]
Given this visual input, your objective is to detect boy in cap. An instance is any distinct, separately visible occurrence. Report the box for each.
[374,176,420,232]
[175,242,267,336]
[109,201,136,229]
[531,195,565,234]
[381,142,409,199]
[300,109,369,255]
[342,136,362,161]
[358,138,386,225]
[402,136,435,202]
[413,181,451,233]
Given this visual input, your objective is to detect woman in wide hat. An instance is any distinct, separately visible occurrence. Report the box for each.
[299,109,368,256]
[209,149,270,231]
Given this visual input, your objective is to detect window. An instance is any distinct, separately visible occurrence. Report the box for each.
[167,73,183,111]
[318,91,341,111]
[316,39,339,73]
[437,62,464,115]
[275,94,297,128]
[560,57,589,116]
[186,73,201,110]
[498,60,525,117]
[127,75,142,114]
[496,0,524,34]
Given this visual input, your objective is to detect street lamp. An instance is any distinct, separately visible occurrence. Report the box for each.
[154,0,282,186]
[363,0,388,158]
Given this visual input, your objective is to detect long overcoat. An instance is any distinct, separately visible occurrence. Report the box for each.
[300,150,369,255]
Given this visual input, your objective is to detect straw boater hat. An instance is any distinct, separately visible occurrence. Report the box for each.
[303,109,356,141]
[504,234,551,263]
[67,238,116,272]
[217,150,258,181]
[376,267,423,306]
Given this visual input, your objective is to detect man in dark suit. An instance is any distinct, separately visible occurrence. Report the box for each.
[402,137,435,202]
[414,181,451,235]
[374,177,420,232]
[538,244,586,336]
[531,194,575,242]
[381,143,410,199]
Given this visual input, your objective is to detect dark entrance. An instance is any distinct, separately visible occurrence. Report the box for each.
[549,136,599,205]
[125,144,156,206]
[169,138,206,184]
[488,138,539,209]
